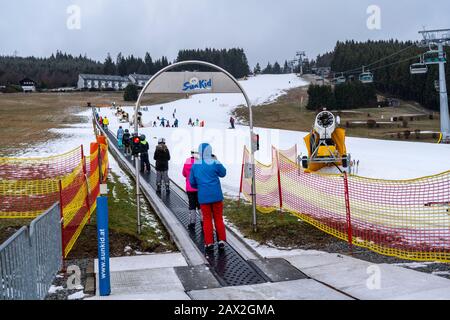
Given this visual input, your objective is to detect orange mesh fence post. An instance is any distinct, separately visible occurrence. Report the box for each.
[58,180,65,261]
[97,136,109,183]
[61,162,91,258]
[238,147,245,208]
[274,147,283,210]
[81,150,92,224]
[89,142,100,214]
[241,146,280,213]
[343,172,353,253]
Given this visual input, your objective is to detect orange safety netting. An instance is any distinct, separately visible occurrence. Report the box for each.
[241,146,450,262]
[0,137,109,258]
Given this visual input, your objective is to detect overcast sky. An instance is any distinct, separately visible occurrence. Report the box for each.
[1,0,449,66]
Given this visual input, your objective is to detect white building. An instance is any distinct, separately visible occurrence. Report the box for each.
[19,78,36,92]
[128,74,152,87]
[77,74,131,90]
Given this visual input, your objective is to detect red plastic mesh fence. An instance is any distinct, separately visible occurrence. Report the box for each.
[0,138,108,258]
[241,145,450,262]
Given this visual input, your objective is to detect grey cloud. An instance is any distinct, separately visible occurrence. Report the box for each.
[1,0,449,66]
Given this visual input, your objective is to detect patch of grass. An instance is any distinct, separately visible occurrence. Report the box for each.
[223,199,345,250]
[0,92,182,157]
[233,81,440,143]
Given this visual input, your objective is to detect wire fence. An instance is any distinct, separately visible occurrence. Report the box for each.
[241,145,450,262]
[0,203,62,300]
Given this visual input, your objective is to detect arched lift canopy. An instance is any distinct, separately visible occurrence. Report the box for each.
[132,60,258,234]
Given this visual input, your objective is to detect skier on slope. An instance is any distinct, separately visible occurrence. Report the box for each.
[117,126,124,149]
[189,143,227,253]
[123,129,131,155]
[140,135,151,173]
[154,138,171,193]
[182,151,201,230]
[230,116,235,129]
[103,117,110,130]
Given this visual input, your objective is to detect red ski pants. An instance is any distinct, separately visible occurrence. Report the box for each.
[200,201,226,245]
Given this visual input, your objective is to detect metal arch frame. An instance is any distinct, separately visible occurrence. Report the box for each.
[133,60,258,234]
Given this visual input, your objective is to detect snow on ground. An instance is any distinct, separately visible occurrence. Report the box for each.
[11,73,450,196]
[224,215,325,258]
[99,74,450,196]
[16,109,95,158]
[67,291,86,300]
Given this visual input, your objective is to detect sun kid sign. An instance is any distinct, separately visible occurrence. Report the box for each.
[183,77,212,92]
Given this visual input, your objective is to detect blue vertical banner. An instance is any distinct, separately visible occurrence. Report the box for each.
[97,196,111,296]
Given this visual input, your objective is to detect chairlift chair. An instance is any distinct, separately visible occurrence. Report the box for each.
[359,71,374,84]
[333,73,346,85]
[336,76,346,85]
[410,63,428,74]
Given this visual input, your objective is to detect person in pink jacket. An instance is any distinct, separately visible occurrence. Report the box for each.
[183,151,201,229]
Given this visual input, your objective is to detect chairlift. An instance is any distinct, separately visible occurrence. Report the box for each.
[359,71,374,84]
[333,73,346,85]
[410,56,428,74]
[410,63,428,74]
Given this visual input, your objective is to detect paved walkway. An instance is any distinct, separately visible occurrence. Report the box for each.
[87,252,450,300]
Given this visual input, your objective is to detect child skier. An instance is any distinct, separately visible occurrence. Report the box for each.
[182,151,201,229]
[123,129,131,155]
[117,126,124,149]
[154,138,171,193]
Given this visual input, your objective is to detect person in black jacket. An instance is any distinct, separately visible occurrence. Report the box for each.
[123,129,131,155]
[140,135,151,173]
[154,138,171,193]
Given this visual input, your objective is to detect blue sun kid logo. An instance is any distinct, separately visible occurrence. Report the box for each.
[183,77,212,92]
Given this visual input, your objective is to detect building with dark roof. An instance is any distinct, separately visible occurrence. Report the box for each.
[19,78,37,92]
[77,74,131,90]
[128,73,152,87]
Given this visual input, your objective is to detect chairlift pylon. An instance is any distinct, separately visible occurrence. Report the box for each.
[424,50,446,64]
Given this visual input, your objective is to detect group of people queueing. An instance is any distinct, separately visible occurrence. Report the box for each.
[97,115,110,130]
[116,130,227,253]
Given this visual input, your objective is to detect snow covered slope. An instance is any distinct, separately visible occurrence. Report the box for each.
[13,73,450,198]
[97,73,450,196]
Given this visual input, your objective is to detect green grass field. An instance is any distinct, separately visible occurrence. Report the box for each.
[233,85,441,143]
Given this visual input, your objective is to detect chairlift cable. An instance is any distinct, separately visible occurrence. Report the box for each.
[336,43,419,75]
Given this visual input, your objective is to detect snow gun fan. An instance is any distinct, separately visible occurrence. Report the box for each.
[301,110,350,172]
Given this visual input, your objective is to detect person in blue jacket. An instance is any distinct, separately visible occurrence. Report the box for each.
[190,143,227,253]
[117,126,124,149]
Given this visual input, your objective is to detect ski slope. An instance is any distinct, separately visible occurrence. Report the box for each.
[98,73,450,196]
[15,73,450,197]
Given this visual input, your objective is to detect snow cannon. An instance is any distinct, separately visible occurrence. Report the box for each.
[301,110,349,172]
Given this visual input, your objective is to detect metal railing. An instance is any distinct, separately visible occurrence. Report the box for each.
[0,203,62,300]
